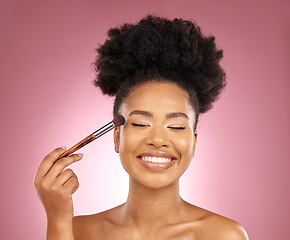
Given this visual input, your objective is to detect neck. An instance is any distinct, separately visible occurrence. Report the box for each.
[121,176,184,229]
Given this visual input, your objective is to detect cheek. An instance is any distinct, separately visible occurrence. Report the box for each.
[119,128,142,158]
[118,129,145,175]
[172,133,195,158]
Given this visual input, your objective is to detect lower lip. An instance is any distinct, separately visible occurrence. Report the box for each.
[137,157,177,172]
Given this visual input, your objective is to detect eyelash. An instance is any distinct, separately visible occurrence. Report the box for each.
[131,123,149,127]
[131,123,185,130]
[168,126,186,130]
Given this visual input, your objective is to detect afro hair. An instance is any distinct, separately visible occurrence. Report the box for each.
[93,15,226,114]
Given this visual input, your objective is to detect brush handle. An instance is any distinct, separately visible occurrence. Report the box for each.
[57,121,115,160]
[58,133,96,159]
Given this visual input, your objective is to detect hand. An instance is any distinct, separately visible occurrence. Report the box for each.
[34,147,83,222]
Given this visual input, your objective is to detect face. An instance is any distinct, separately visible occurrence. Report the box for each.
[114,81,197,189]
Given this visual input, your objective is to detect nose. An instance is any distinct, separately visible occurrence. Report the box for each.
[145,125,170,148]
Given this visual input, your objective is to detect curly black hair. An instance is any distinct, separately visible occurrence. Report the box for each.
[93,15,226,127]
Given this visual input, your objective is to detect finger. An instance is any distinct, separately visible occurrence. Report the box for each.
[35,147,67,179]
[55,168,77,186]
[44,153,83,179]
[63,175,79,194]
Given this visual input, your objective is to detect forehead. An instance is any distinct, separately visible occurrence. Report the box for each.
[120,81,195,119]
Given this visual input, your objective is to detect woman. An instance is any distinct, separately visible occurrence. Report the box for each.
[34,15,248,239]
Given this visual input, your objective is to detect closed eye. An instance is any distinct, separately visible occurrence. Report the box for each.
[131,123,149,127]
[168,126,186,130]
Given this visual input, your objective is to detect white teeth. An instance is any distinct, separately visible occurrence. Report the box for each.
[140,156,172,163]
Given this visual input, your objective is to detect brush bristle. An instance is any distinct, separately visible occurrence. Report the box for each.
[113,114,125,127]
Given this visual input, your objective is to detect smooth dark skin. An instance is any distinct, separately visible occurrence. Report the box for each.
[34,81,248,240]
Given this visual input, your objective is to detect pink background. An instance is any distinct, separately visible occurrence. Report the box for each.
[1,0,289,239]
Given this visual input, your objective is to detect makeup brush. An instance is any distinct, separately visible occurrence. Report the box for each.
[58,114,125,159]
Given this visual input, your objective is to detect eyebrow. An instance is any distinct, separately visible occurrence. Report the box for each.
[166,112,189,119]
[128,110,189,119]
[129,110,153,117]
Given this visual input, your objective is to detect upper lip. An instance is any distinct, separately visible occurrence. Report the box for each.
[138,150,177,160]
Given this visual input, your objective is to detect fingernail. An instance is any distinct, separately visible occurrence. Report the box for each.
[61,146,67,150]
[77,153,83,157]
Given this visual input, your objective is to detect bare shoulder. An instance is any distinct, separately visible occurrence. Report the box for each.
[73,204,124,240]
[183,202,249,240]
[203,213,249,240]
[73,213,103,240]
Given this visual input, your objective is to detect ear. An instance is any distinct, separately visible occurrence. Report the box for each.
[114,127,120,153]
[192,131,198,157]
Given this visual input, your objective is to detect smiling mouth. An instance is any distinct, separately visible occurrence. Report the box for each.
[137,156,176,164]
[136,155,178,172]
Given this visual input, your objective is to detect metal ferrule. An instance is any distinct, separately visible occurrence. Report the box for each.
[92,121,115,139]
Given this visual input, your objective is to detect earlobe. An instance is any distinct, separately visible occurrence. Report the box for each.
[114,127,120,153]
[193,131,198,157]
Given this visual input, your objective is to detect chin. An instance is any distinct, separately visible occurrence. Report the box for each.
[131,171,180,190]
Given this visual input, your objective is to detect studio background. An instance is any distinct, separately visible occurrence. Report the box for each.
[0,0,289,239]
